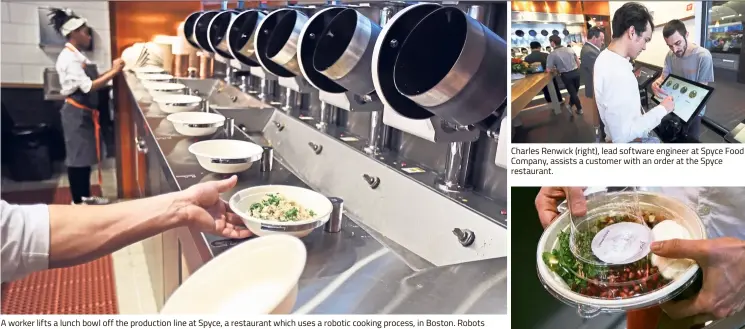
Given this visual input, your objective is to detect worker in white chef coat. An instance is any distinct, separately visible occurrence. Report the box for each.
[535,187,745,321]
[49,8,124,205]
[0,176,251,283]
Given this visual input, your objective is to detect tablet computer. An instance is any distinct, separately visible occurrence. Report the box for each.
[652,74,714,124]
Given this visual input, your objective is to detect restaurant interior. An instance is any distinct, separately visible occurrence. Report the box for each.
[511,1,745,144]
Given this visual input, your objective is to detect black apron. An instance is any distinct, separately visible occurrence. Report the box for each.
[59,46,102,184]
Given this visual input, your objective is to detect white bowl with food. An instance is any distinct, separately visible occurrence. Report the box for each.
[167,112,226,137]
[160,234,306,314]
[536,191,706,318]
[152,94,202,114]
[139,73,173,82]
[143,82,186,96]
[229,185,334,238]
[188,139,263,174]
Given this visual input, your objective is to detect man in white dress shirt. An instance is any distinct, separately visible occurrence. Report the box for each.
[1,176,251,283]
[594,2,675,143]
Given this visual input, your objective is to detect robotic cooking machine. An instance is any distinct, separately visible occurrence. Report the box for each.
[129,0,509,314]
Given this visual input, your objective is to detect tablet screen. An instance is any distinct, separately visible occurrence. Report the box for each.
[652,74,714,123]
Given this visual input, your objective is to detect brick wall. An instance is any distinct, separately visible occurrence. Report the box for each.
[1,1,111,84]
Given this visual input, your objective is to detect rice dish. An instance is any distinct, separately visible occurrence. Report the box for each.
[249,193,316,222]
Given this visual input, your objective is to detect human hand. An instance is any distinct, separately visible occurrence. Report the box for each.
[534,187,587,228]
[112,58,125,72]
[652,80,666,97]
[179,175,252,239]
[653,237,745,320]
[661,95,675,112]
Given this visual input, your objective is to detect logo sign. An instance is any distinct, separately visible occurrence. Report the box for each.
[686,3,693,11]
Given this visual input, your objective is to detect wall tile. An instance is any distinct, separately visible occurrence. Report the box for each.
[1,3,10,23]
[22,64,48,84]
[1,1,111,84]
[1,22,39,45]
[1,64,24,83]
[7,2,38,25]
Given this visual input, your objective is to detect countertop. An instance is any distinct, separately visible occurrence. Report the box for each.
[122,73,508,314]
[511,72,555,118]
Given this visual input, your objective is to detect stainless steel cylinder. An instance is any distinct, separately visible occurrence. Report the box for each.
[247,76,261,94]
[224,118,235,137]
[260,146,273,172]
[264,9,308,76]
[364,110,388,155]
[259,79,281,104]
[208,10,239,59]
[324,197,344,233]
[313,9,381,96]
[391,6,507,126]
[201,100,210,112]
[226,10,266,67]
[224,65,235,85]
[435,141,473,192]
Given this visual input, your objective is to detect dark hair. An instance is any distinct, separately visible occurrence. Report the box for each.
[587,26,604,40]
[530,41,542,50]
[663,19,687,38]
[611,2,654,39]
[47,8,79,36]
[548,35,562,46]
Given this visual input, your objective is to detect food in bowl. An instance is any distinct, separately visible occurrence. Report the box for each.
[249,193,317,222]
[229,185,334,237]
[542,211,674,300]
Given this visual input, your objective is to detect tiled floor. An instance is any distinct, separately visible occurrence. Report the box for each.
[1,158,158,314]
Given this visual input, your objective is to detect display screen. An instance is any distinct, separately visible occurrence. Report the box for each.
[652,74,714,123]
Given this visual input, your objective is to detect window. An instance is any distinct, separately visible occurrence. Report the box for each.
[705,1,744,55]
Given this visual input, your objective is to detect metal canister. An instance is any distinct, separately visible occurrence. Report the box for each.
[324,197,344,233]
[260,146,273,172]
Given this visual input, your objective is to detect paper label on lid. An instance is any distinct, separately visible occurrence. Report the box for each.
[591,222,652,264]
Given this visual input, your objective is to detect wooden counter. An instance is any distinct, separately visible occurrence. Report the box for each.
[511,72,557,119]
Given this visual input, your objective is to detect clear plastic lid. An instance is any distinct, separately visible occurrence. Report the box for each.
[539,188,705,318]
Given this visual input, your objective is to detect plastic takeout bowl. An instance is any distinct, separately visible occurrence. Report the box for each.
[536,191,706,318]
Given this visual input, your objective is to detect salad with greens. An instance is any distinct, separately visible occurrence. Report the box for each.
[249,193,316,222]
[542,211,672,299]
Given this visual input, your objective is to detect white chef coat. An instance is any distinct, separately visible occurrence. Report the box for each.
[0,200,50,283]
[56,43,94,96]
[594,49,668,143]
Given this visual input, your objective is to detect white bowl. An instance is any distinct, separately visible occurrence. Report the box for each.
[167,112,226,136]
[229,185,334,238]
[140,73,173,82]
[133,65,165,75]
[143,82,186,96]
[188,139,263,173]
[536,191,706,318]
[152,94,202,114]
[160,235,307,314]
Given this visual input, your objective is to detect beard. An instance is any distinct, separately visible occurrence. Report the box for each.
[674,40,688,58]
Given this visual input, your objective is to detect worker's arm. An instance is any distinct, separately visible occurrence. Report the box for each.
[652,54,672,95]
[59,58,123,95]
[47,192,185,268]
[47,176,247,268]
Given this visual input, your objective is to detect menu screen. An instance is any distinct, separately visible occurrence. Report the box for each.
[653,74,714,123]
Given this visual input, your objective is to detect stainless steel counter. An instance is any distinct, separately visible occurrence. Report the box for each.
[123,73,507,314]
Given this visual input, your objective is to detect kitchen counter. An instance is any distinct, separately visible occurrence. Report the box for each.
[122,73,507,314]
[511,72,562,119]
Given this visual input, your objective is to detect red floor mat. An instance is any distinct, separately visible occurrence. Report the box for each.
[1,185,119,314]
